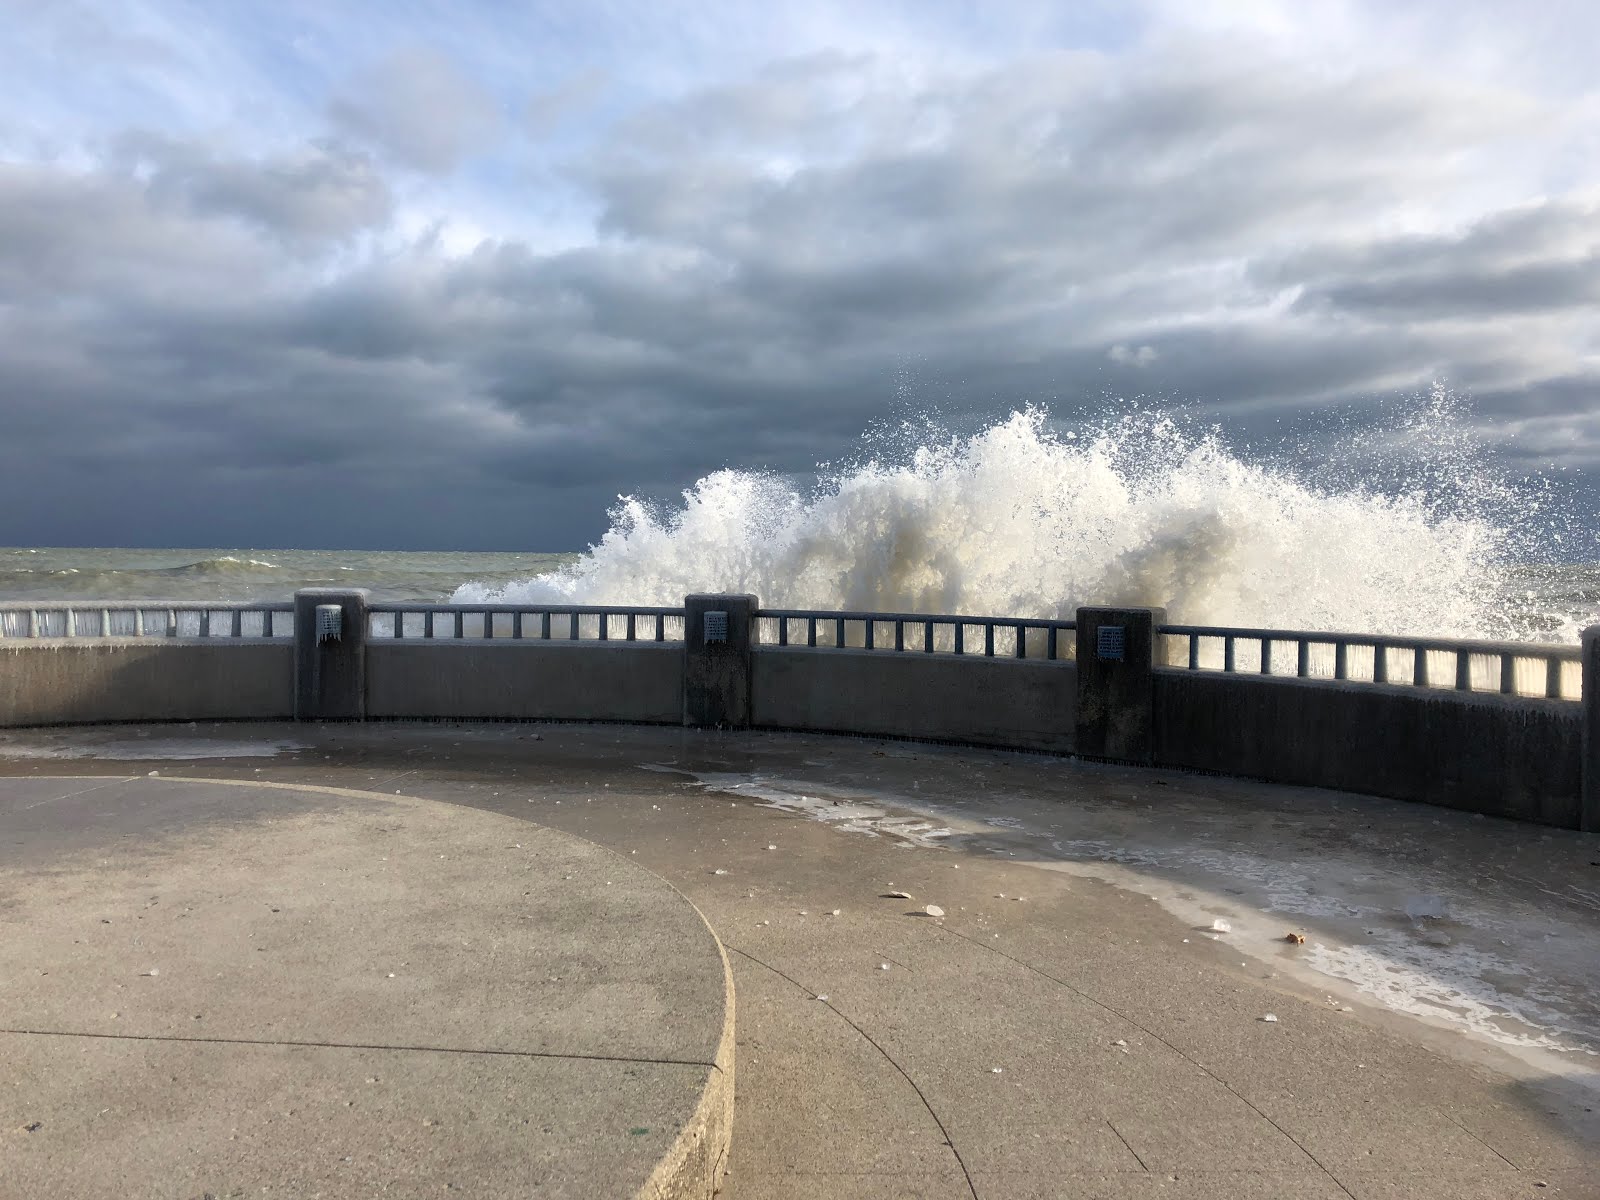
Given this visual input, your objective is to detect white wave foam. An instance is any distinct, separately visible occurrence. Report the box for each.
[458,398,1551,640]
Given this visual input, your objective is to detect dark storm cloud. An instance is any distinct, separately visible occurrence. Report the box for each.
[1,45,1596,550]
[117,133,394,244]
[328,48,503,175]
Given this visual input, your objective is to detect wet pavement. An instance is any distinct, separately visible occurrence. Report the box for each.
[2,720,1597,1199]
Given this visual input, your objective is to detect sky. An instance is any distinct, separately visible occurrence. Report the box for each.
[0,0,1596,552]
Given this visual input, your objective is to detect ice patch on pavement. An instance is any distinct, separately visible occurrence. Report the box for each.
[645,761,1600,1067]
[1303,939,1598,1055]
[644,767,959,849]
[0,735,308,760]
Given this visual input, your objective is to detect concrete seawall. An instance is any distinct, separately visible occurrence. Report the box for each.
[368,641,683,724]
[1154,668,1583,827]
[753,647,1076,752]
[0,640,293,726]
[0,597,1593,830]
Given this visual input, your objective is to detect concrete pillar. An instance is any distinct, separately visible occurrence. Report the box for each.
[1075,606,1168,766]
[1584,625,1599,833]
[683,594,759,729]
[294,589,368,721]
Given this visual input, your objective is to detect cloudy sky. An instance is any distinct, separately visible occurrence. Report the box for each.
[1,0,1596,551]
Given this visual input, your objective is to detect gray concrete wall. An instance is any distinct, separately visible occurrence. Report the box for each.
[0,641,294,727]
[683,594,757,729]
[752,648,1077,752]
[1154,669,1584,827]
[1075,607,1165,765]
[1583,625,1598,832]
[366,642,683,724]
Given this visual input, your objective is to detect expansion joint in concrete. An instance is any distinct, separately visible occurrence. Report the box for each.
[724,943,980,1200]
[0,1026,726,1072]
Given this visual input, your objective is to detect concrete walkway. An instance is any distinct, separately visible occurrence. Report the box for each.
[0,774,733,1199]
[2,721,1598,1199]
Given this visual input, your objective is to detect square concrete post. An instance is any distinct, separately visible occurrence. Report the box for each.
[1075,606,1168,766]
[294,589,369,721]
[683,594,759,729]
[1584,625,1599,833]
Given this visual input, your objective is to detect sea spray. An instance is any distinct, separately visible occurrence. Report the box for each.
[458,403,1535,639]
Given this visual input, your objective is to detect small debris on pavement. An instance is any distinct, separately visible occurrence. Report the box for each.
[1259,1013,1279,1023]
[884,891,913,899]
[990,1067,1003,1074]
[1112,1039,1128,1052]
[829,909,841,916]
[19,1122,42,1133]
[879,963,891,970]
[922,905,945,918]
[1210,919,1232,933]
[766,845,777,851]
[1284,932,1306,945]
[712,869,728,875]
[816,994,829,1002]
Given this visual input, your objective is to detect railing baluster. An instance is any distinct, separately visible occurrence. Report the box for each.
[1224,636,1236,673]
[102,608,112,638]
[984,622,994,657]
[598,612,608,641]
[778,617,788,646]
[167,609,177,637]
[1334,640,1348,681]
[865,619,875,650]
[1373,643,1386,684]
[1414,646,1429,687]
[231,610,242,637]
[1499,652,1514,694]
[1015,623,1026,658]
[955,623,965,655]
[134,609,144,637]
[1260,639,1273,675]
[1455,650,1471,691]
[1188,635,1199,670]
[656,613,664,642]
[1047,625,1057,660]
[424,611,434,639]
[925,621,934,653]
[513,612,524,639]
[626,613,636,641]
[1546,657,1562,699]
[895,620,904,652]
[569,612,579,640]
[1297,640,1309,678]
[835,617,844,648]
[807,618,817,647]
[394,611,404,639]
[455,611,466,639]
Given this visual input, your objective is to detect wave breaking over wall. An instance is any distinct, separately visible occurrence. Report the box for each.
[457,399,1576,641]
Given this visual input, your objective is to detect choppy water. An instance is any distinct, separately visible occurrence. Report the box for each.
[0,547,577,605]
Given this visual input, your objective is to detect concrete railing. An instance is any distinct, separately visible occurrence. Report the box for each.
[1161,623,1582,700]
[1,590,1596,832]
[756,609,1077,658]
[0,602,292,640]
[364,602,686,643]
